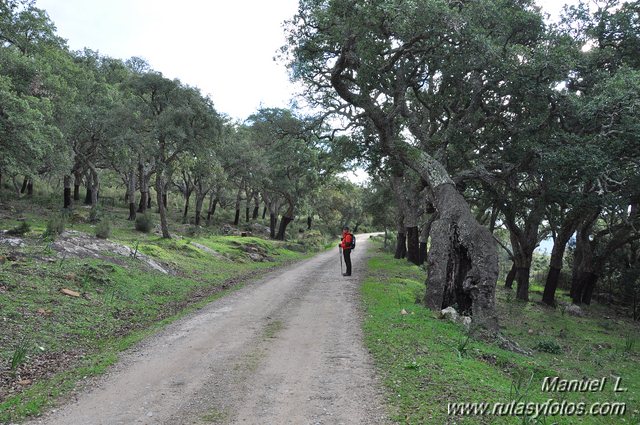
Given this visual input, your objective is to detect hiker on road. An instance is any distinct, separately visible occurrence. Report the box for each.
[339,226,355,276]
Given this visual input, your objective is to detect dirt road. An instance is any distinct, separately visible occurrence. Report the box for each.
[30,235,388,425]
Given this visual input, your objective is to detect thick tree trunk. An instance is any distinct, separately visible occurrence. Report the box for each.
[63,175,72,210]
[423,182,498,329]
[515,266,531,301]
[156,173,170,238]
[307,216,312,230]
[194,195,205,226]
[127,169,136,221]
[87,168,99,209]
[570,222,592,303]
[234,209,241,226]
[394,210,406,259]
[90,187,98,208]
[418,214,435,266]
[245,207,250,223]
[84,173,93,205]
[26,180,33,196]
[207,195,218,223]
[542,225,575,305]
[573,271,599,305]
[73,170,82,201]
[507,226,538,302]
[11,176,20,195]
[252,193,260,220]
[138,191,148,213]
[391,173,419,264]
[137,163,149,213]
[262,205,267,220]
[505,263,516,289]
[406,226,420,265]
[395,232,407,259]
[20,177,28,194]
[276,215,293,240]
[418,242,427,265]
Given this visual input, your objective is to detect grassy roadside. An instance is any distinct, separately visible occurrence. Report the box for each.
[361,239,639,424]
[0,197,328,423]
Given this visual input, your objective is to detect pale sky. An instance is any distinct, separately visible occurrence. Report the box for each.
[35,0,577,122]
[36,0,300,121]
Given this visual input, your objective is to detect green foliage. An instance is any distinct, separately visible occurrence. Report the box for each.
[6,221,30,236]
[43,214,65,239]
[95,220,111,239]
[534,340,563,354]
[88,207,102,224]
[134,214,154,233]
[624,334,636,353]
[10,340,29,374]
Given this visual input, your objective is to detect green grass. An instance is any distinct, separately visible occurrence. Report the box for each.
[362,240,640,424]
[0,193,327,423]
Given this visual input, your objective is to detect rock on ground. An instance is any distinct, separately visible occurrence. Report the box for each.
[51,231,172,274]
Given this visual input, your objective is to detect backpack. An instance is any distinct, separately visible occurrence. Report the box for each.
[349,233,356,250]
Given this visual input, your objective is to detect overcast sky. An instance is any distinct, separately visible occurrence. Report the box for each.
[35,0,577,122]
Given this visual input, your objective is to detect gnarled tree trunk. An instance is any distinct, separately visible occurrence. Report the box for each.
[505,263,516,289]
[542,218,579,305]
[276,201,295,241]
[424,182,498,328]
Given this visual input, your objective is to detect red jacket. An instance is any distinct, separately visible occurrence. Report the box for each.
[340,232,354,250]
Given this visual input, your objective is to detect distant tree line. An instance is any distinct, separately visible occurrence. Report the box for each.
[0,0,365,242]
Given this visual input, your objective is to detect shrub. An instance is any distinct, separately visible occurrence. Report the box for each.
[95,220,112,239]
[6,221,31,236]
[43,215,66,239]
[535,339,563,354]
[88,206,102,223]
[135,214,154,233]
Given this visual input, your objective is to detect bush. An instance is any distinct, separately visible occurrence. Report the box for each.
[6,221,31,236]
[95,220,111,239]
[535,339,563,354]
[135,214,154,233]
[43,215,66,239]
[88,206,102,223]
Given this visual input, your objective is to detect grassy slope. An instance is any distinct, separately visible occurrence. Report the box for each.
[362,240,639,424]
[0,194,325,423]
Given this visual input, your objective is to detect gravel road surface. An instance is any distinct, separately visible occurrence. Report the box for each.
[28,234,389,425]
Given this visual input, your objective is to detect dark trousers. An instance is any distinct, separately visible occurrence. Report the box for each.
[343,249,352,275]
